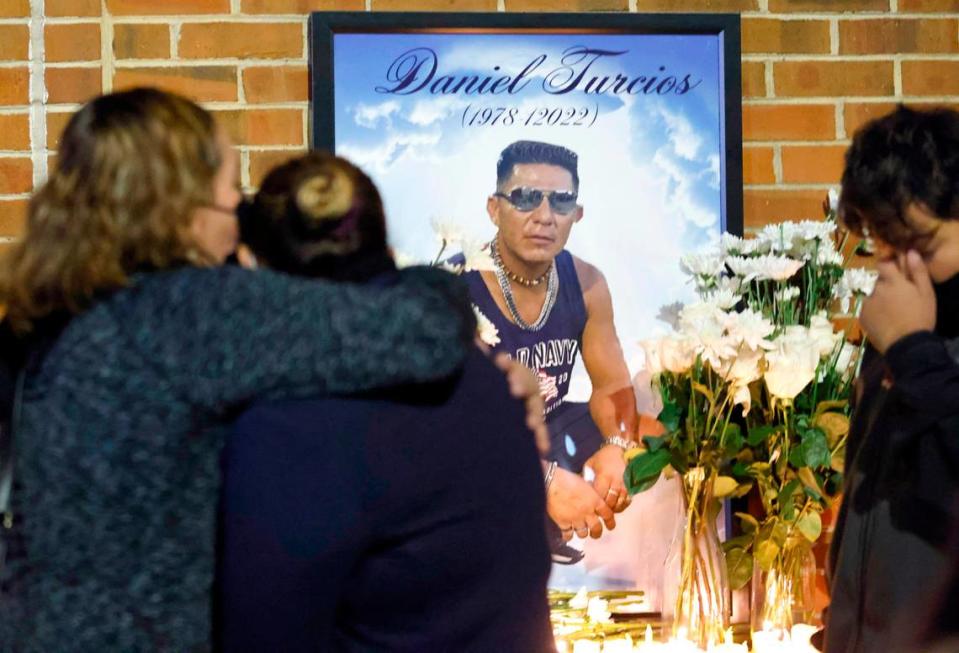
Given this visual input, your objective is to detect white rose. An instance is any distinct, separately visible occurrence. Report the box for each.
[764,335,820,400]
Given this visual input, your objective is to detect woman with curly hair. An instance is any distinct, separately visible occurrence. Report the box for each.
[0,88,474,652]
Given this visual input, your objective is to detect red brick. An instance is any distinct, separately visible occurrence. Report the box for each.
[840,19,958,55]
[899,0,959,10]
[743,18,830,55]
[46,0,101,16]
[0,114,30,150]
[742,62,766,98]
[243,66,308,103]
[213,109,303,146]
[743,146,776,185]
[0,68,29,105]
[744,189,828,229]
[504,0,622,9]
[781,144,847,184]
[774,61,894,97]
[249,149,305,187]
[179,23,303,59]
[114,66,238,102]
[106,0,230,14]
[0,157,32,195]
[902,60,959,96]
[46,111,74,149]
[743,104,836,141]
[768,0,886,9]
[242,0,364,10]
[843,102,897,136]
[0,26,28,62]
[45,67,103,104]
[0,199,27,238]
[45,23,101,63]
[0,0,29,17]
[113,24,171,60]
[635,0,757,9]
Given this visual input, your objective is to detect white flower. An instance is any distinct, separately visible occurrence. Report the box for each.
[460,238,495,272]
[732,383,753,416]
[702,286,741,310]
[764,332,820,400]
[725,308,775,351]
[726,255,804,283]
[569,587,589,610]
[833,268,878,312]
[660,334,697,374]
[834,341,859,381]
[796,219,838,242]
[430,216,464,245]
[641,338,664,375]
[472,304,500,347]
[680,250,725,278]
[809,312,841,359]
[828,187,840,214]
[722,344,764,386]
[775,286,801,302]
[816,242,844,267]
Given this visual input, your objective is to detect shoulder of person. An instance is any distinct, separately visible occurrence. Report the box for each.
[569,253,609,307]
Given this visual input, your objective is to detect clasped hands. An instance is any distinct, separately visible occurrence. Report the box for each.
[860,250,936,354]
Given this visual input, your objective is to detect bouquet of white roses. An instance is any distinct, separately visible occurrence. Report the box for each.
[627,197,876,609]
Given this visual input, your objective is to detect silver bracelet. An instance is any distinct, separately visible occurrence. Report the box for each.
[603,435,633,450]
[543,461,558,490]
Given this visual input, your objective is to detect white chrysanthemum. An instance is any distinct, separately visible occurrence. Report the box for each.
[430,216,464,245]
[660,334,697,374]
[725,308,775,351]
[680,251,725,278]
[775,286,801,302]
[703,286,741,310]
[758,222,801,254]
[816,241,844,267]
[727,254,804,282]
[809,312,841,358]
[833,268,878,312]
[472,304,500,347]
[656,301,684,330]
[834,341,860,381]
[460,238,495,272]
[796,219,838,242]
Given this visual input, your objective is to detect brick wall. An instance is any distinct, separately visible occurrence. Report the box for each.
[2,0,958,242]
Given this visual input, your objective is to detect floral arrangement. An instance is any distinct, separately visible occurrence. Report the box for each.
[626,194,876,638]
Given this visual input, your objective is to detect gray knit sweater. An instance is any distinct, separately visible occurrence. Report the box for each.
[0,264,471,652]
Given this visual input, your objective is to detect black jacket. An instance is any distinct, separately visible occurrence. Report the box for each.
[825,329,959,653]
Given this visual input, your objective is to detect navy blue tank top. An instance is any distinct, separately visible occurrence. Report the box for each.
[455,250,588,418]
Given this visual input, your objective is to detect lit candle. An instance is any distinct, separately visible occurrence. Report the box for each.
[555,638,569,653]
[789,624,818,652]
[602,638,633,653]
[707,628,747,653]
[636,625,665,652]
[751,623,787,653]
[664,628,701,653]
[572,640,602,653]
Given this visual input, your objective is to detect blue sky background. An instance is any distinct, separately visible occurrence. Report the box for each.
[333,32,726,392]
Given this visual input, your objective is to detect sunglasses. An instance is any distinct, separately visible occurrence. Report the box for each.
[494,187,579,214]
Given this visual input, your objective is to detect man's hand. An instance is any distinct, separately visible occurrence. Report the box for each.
[493,353,549,456]
[585,445,629,512]
[860,250,936,354]
[547,467,615,540]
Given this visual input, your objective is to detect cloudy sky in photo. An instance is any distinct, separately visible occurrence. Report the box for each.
[332,32,727,385]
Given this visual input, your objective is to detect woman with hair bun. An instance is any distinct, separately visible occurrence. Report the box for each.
[0,88,474,652]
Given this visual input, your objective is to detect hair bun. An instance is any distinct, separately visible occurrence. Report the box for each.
[295,171,354,222]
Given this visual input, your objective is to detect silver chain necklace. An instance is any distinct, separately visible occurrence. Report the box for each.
[490,240,558,332]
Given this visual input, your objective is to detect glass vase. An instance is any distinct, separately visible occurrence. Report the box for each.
[661,467,730,648]
[750,537,817,638]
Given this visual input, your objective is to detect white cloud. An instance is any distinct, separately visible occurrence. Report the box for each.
[407,96,469,127]
[352,100,401,129]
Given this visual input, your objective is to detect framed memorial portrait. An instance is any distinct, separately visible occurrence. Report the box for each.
[310,11,742,595]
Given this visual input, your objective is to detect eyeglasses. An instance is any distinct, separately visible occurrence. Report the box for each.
[494,187,579,214]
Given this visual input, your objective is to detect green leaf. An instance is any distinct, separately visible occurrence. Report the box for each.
[797,511,823,542]
[800,428,832,469]
[788,446,806,469]
[625,448,671,495]
[778,479,801,506]
[722,423,744,454]
[722,534,753,552]
[755,539,780,572]
[642,434,667,452]
[725,548,754,590]
[713,476,739,498]
[797,467,825,501]
[658,399,682,433]
[735,512,760,533]
[747,425,777,447]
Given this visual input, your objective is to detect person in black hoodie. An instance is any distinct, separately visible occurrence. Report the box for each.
[823,105,959,653]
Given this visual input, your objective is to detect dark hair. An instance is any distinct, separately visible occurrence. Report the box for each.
[496,140,579,190]
[840,105,959,249]
[240,152,394,283]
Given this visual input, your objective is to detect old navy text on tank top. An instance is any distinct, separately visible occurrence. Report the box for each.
[453,249,587,418]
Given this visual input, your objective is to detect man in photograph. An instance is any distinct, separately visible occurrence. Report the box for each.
[458,140,659,545]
